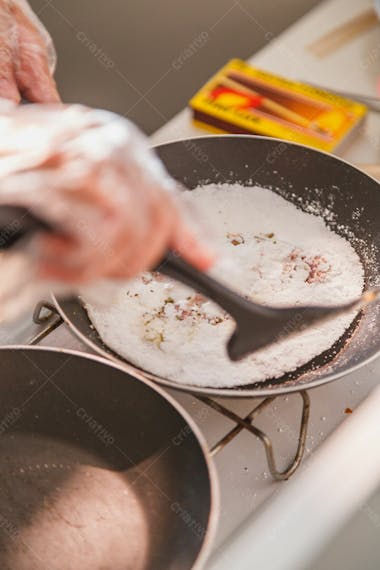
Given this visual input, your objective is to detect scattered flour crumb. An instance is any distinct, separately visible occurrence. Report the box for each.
[85,184,364,388]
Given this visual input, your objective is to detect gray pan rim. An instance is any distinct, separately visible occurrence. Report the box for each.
[53,134,380,398]
[0,345,219,570]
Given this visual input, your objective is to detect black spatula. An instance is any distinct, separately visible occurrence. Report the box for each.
[0,205,52,249]
[156,251,378,361]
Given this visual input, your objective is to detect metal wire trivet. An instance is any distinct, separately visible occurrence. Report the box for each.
[30,301,310,481]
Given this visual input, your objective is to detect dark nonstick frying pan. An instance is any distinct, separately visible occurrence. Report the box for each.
[0,347,217,569]
[54,135,380,398]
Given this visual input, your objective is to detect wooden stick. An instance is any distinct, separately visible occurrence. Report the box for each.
[307,7,378,58]
[220,76,312,129]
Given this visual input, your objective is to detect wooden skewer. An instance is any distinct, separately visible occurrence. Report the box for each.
[220,76,314,130]
[307,7,378,58]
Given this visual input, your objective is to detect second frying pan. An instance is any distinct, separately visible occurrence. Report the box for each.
[0,347,217,569]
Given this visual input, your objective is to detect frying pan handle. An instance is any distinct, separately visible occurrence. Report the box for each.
[0,206,53,250]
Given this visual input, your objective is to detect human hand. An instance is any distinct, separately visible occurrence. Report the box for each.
[0,0,60,102]
[0,103,214,284]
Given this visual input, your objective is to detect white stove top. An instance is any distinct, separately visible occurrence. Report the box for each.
[1,0,380,568]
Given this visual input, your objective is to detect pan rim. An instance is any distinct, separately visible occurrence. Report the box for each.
[152,132,380,187]
[0,345,219,570]
[53,133,380,397]
[51,295,380,397]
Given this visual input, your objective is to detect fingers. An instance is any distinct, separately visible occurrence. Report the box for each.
[36,234,81,282]
[15,42,61,103]
[0,25,21,102]
[39,262,92,284]
[11,2,61,103]
[39,190,215,284]
[39,234,76,257]
[0,64,21,103]
[106,193,176,278]
[102,192,215,280]
[170,223,215,271]
[18,61,60,103]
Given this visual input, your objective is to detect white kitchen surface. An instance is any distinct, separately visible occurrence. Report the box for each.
[151,1,380,566]
[1,0,380,569]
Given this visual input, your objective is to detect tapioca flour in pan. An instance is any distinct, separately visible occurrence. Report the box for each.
[85,184,364,388]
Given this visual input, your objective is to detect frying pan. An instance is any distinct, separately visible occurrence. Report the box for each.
[54,135,380,398]
[0,347,217,569]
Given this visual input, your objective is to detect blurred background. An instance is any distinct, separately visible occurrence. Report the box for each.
[30,0,321,134]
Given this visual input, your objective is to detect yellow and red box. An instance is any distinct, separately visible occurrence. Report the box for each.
[189,59,367,152]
